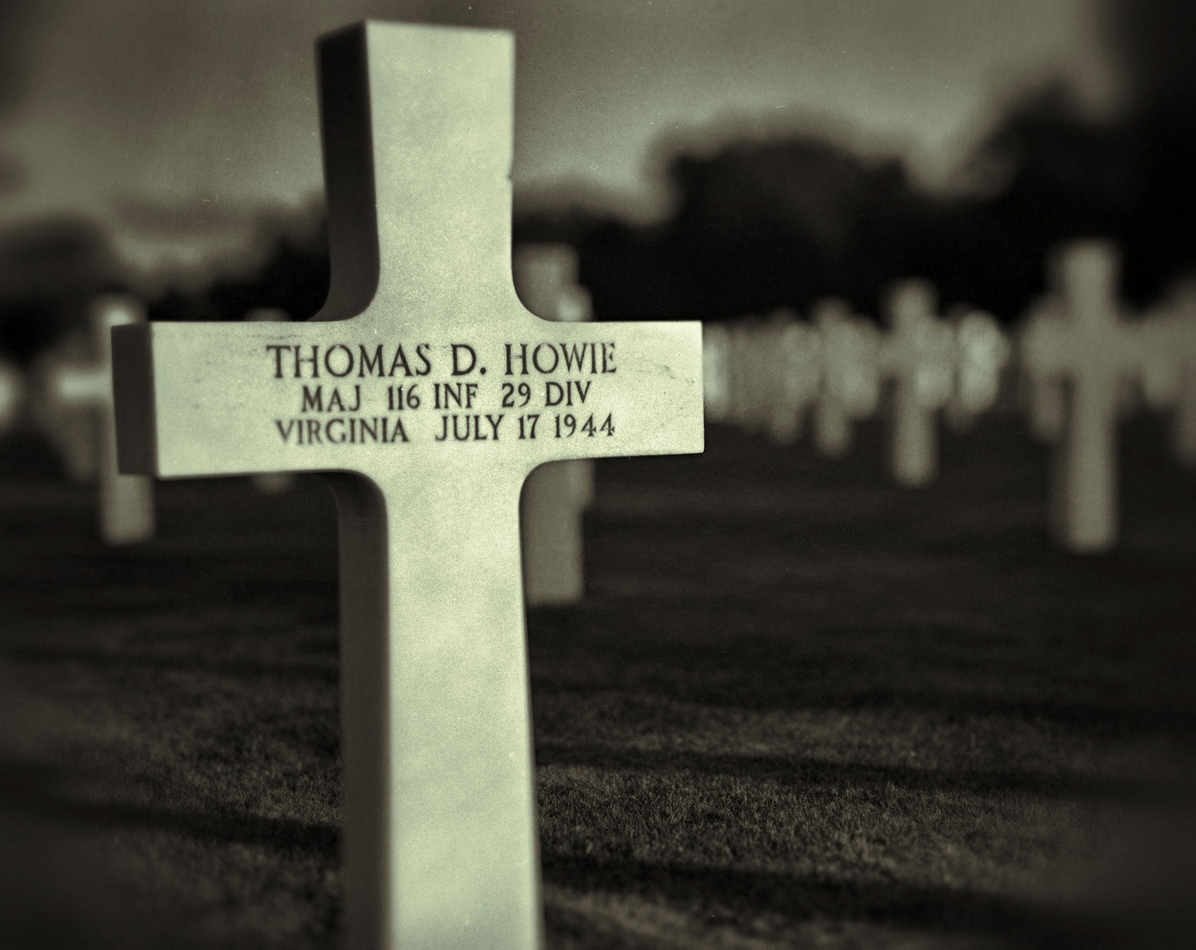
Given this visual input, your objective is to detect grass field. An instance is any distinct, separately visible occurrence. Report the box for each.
[0,415,1193,948]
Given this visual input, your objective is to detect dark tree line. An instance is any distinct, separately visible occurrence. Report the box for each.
[517,81,1192,322]
[514,0,1196,323]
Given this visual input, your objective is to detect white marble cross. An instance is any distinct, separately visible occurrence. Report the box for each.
[512,243,596,606]
[40,296,154,543]
[811,298,881,458]
[880,281,955,487]
[766,311,821,445]
[111,22,703,950]
[945,308,1011,432]
[32,329,98,482]
[1020,240,1140,551]
[701,322,732,423]
[1020,298,1068,444]
[725,316,769,432]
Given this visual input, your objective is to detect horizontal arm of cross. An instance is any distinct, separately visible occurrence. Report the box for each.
[112,314,703,480]
[53,364,111,407]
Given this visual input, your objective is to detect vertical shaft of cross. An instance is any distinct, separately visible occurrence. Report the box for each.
[1050,244,1125,550]
[812,299,876,458]
[1053,371,1120,549]
[1025,372,1066,443]
[54,297,154,543]
[883,281,951,487]
[325,473,391,950]
[887,289,930,486]
[330,464,540,950]
[93,301,153,543]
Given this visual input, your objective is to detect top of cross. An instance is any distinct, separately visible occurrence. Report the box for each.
[1050,240,1119,326]
[881,281,955,403]
[885,280,937,333]
[1022,240,1139,380]
[317,22,519,325]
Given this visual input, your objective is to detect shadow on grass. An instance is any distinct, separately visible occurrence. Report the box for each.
[534,674,1196,742]
[0,643,338,684]
[535,743,1169,804]
[0,759,339,859]
[541,851,1153,949]
[531,608,1196,738]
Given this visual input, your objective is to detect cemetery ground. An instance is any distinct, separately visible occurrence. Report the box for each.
[0,415,1193,949]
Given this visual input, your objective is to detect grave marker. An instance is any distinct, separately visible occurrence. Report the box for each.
[1020,297,1068,444]
[512,244,595,606]
[1020,240,1140,551]
[31,329,99,482]
[725,316,769,432]
[811,298,880,458]
[880,281,955,487]
[42,296,154,543]
[720,318,745,427]
[111,22,703,950]
[766,311,821,445]
[702,322,731,422]
[945,307,1010,432]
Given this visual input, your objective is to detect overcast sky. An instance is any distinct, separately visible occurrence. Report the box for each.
[0,0,1122,283]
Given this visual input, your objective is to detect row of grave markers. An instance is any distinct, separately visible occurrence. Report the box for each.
[703,240,1196,552]
[6,240,1193,560]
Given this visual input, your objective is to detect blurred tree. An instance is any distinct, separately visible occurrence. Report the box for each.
[1101,0,1196,298]
[0,217,122,362]
[149,205,329,323]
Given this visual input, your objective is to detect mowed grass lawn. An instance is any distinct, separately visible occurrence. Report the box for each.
[0,416,1193,949]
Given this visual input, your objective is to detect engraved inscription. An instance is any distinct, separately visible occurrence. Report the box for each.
[268,340,621,446]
